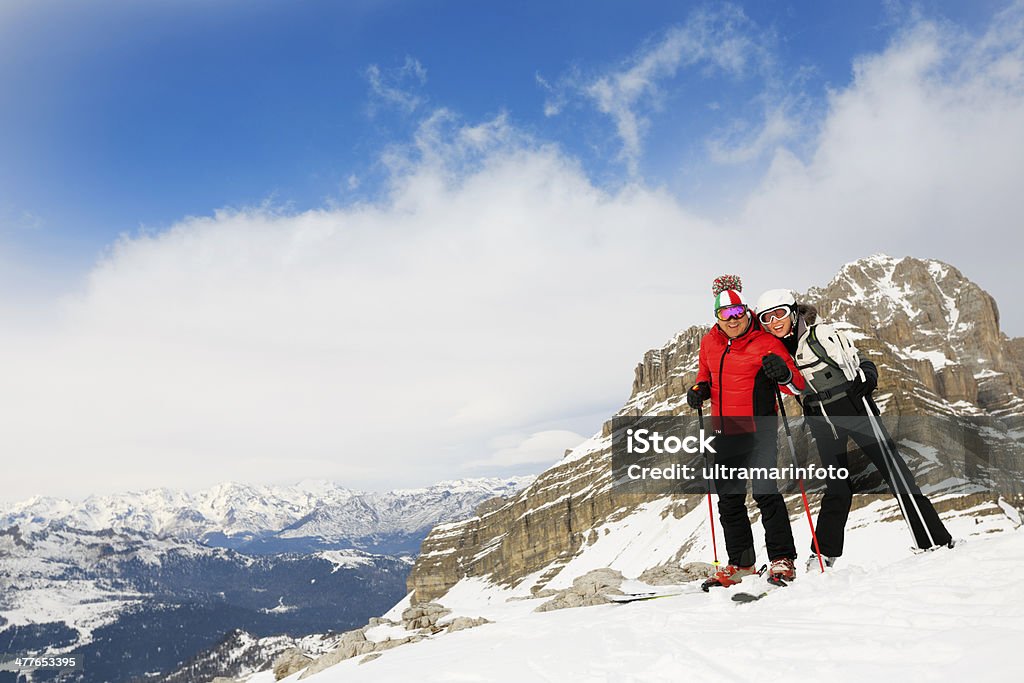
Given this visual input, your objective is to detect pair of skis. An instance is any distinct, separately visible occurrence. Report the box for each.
[608,568,787,604]
[724,563,789,602]
[608,584,781,604]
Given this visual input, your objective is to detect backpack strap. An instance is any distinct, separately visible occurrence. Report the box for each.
[799,325,843,371]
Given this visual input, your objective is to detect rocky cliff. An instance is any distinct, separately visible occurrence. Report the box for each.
[407,255,1024,602]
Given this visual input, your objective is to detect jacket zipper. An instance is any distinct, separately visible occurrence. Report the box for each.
[717,338,732,434]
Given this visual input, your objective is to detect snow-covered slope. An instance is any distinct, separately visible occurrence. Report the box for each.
[259,497,1023,681]
[161,629,343,683]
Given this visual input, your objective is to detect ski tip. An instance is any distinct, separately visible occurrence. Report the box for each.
[606,592,681,603]
[605,593,652,603]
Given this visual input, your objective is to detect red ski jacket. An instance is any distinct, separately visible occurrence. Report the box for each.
[695,321,804,434]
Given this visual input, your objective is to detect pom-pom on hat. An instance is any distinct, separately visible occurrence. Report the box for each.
[712,274,742,297]
[712,274,747,311]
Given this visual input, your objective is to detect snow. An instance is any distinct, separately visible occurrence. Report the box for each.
[830,320,869,341]
[898,440,942,468]
[903,347,954,370]
[261,598,298,614]
[928,260,961,332]
[998,498,1022,527]
[543,498,709,589]
[874,257,921,320]
[363,623,417,643]
[559,432,609,465]
[0,583,144,644]
[0,476,533,543]
[262,493,1022,682]
[318,550,375,571]
[272,526,1022,680]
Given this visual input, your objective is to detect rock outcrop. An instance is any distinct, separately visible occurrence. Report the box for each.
[273,648,313,680]
[638,561,718,586]
[284,601,493,678]
[534,568,626,612]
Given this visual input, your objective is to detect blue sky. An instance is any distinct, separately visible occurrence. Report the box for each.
[0,0,999,262]
[1,0,1022,500]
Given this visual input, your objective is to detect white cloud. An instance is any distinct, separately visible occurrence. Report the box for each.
[546,4,775,175]
[2,4,1024,502]
[706,102,799,164]
[467,430,586,469]
[366,56,428,115]
[0,110,726,501]
[738,2,1024,281]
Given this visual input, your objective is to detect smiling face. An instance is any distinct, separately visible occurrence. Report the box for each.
[716,312,750,338]
[764,314,793,338]
[758,305,794,338]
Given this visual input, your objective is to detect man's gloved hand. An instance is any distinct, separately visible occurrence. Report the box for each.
[761,353,792,384]
[687,382,710,409]
[849,360,878,401]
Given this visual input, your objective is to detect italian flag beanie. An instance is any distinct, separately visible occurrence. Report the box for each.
[712,274,746,311]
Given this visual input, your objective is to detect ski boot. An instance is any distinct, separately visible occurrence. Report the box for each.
[701,564,756,591]
[767,558,796,586]
[911,538,959,555]
[805,554,837,572]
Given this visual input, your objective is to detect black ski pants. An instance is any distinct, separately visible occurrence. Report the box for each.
[713,430,796,567]
[807,396,952,555]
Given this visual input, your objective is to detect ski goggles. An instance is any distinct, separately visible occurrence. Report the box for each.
[758,305,793,324]
[715,304,748,321]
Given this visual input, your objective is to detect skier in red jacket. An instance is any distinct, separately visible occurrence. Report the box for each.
[687,275,805,588]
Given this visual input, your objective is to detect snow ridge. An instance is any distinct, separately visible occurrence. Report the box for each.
[0,476,535,543]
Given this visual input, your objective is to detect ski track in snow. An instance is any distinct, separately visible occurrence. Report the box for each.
[250,500,1021,682]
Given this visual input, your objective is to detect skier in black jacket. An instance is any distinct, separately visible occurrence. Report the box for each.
[754,289,953,568]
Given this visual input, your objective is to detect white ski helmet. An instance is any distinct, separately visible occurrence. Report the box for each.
[755,289,797,321]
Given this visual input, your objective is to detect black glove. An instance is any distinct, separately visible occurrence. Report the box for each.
[761,353,792,384]
[687,382,710,409]
[849,360,878,401]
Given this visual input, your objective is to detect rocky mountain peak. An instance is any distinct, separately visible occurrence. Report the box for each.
[810,254,996,347]
[805,254,1022,416]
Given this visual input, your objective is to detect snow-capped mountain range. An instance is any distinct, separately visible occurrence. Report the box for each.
[0,477,532,683]
[0,476,533,554]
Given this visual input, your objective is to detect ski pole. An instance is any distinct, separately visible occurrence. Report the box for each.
[697,404,719,566]
[775,385,825,573]
[832,350,920,548]
[860,396,937,549]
